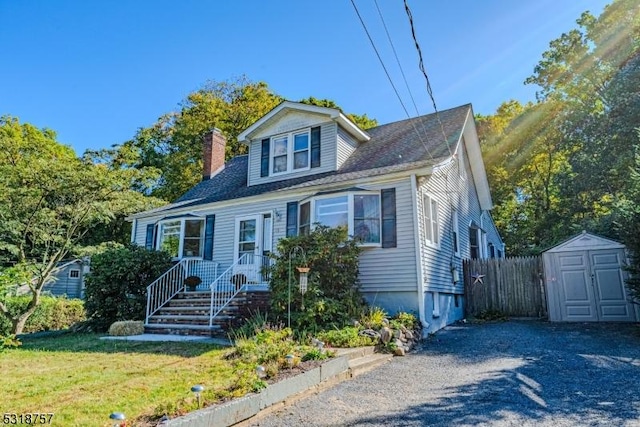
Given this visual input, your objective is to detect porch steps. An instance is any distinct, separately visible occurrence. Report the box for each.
[145,290,242,337]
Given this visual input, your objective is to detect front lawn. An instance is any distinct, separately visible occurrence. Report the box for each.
[0,333,234,426]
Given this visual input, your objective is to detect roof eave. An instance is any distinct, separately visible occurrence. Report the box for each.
[237,101,369,143]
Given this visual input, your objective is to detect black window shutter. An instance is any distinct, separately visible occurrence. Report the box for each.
[286,202,298,237]
[310,126,321,168]
[261,138,270,177]
[145,224,155,250]
[203,215,215,260]
[381,188,397,248]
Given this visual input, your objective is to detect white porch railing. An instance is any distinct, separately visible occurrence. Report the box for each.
[209,254,273,326]
[145,259,219,324]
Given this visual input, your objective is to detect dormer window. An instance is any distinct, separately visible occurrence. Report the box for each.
[271,129,310,175]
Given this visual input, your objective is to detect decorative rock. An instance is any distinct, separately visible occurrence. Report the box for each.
[405,330,414,341]
[359,329,381,339]
[380,327,392,344]
[393,329,402,339]
[394,346,406,356]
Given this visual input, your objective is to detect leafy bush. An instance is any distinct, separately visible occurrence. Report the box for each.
[84,244,173,331]
[0,296,85,335]
[108,320,145,336]
[317,326,378,348]
[268,226,366,334]
[392,311,419,330]
[0,334,21,351]
[360,306,388,330]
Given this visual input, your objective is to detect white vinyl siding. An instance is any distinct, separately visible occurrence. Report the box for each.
[417,140,504,294]
[248,120,338,186]
[358,178,418,295]
[336,126,359,168]
[131,178,418,301]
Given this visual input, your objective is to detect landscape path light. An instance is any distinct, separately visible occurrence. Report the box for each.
[191,384,204,408]
[109,412,126,427]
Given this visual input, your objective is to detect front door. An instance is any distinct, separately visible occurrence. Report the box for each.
[234,214,272,285]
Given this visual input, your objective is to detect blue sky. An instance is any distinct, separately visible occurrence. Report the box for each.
[0,0,610,154]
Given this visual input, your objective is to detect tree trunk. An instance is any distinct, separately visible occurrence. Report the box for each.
[10,290,41,335]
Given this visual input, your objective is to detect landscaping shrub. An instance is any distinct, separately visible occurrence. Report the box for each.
[0,296,85,335]
[84,244,173,331]
[268,226,366,334]
[108,320,145,336]
[317,326,378,348]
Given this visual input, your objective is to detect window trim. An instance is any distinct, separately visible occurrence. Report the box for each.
[270,128,311,176]
[423,193,440,248]
[68,269,80,279]
[298,191,382,247]
[156,217,206,259]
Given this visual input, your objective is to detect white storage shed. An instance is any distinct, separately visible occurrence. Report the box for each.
[542,231,638,322]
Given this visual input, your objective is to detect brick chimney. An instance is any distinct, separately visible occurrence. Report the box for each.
[202,128,226,181]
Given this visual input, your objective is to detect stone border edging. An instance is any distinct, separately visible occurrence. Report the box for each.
[167,356,350,426]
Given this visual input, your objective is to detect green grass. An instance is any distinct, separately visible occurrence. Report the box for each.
[0,333,235,426]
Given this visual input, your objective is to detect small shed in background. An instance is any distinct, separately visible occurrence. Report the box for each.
[543,231,638,322]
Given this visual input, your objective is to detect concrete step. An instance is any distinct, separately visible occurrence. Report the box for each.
[348,353,393,377]
[335,346,376,361]
[145,323,222,337]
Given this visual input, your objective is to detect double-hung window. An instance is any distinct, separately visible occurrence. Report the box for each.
[423,194,439,246]
[298,192,382,245]
[157,218,205,258]
[271,129,310,175]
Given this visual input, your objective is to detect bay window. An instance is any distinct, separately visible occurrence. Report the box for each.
[157,218,205,258]
[299,192,382,245]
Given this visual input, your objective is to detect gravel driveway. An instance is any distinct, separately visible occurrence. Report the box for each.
[249,321,640,427]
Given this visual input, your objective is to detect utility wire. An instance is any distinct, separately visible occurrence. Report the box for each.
[350,0,437,163]
[374,0,437,161]
[350,0,410,118]
[403,0,453,156]
[373,0,420,117]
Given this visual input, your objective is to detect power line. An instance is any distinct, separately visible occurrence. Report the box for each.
[349,0,410,118]
[373,0,420,117]
[403,0,452,156]
[350,0,437,163]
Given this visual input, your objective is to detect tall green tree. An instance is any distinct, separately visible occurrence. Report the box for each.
[107,78,379,202]
[0,116,160,334]
[481,0,640,254]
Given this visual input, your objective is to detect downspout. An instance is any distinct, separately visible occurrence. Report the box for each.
[410,174,429,335]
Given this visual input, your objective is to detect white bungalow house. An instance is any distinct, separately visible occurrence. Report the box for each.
[129,101,504,335]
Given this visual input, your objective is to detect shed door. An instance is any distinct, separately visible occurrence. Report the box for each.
[557,251,598,321]
[556,249,635,322]
[590,250,635,321]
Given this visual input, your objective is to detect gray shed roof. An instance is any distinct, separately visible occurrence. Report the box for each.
[543,231,625,253]
[142,104,471,215]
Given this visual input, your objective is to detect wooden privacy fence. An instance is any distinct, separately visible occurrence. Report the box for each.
[463,256,547,318]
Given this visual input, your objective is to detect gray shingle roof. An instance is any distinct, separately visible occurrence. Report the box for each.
[165,104,470,212]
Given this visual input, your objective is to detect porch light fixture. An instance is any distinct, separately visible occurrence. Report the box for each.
[288,246,310,328]
[109,412,126,427]
[191,384,204,408]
